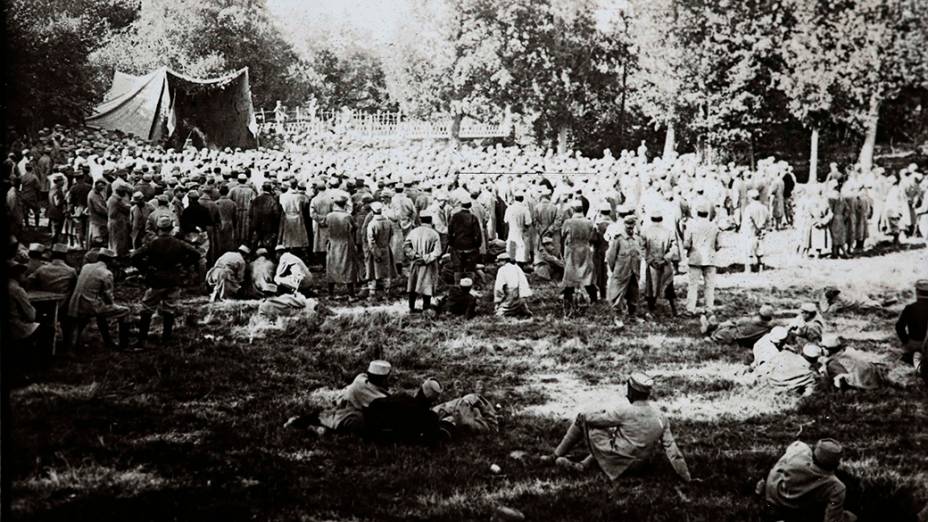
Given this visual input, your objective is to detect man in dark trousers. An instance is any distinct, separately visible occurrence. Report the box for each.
[447,199,483,282]
[896,279,928,377]
[250,182,282,250]
[131,215,202,348]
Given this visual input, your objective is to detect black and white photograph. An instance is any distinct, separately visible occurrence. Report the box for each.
[2,0,927,520]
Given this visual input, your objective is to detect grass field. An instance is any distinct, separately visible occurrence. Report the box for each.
[9,240,928,521]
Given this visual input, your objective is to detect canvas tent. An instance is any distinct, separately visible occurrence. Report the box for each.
[87,67,258,149]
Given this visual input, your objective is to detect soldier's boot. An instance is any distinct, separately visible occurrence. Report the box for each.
[97,317,116,350]
[118,321,130,351]
[136,312,153,348]
[646,297,656,313]
[161,313,175,343]
[668,298,678,317]
[585,285,598,303]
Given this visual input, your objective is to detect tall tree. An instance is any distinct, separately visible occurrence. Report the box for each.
[825,0,928,172]
[775,0,844,182]
[3,0,139,129]
[90,0,313,108]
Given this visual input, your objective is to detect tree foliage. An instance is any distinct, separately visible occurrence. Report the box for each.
[5,0,928,162]
[3,0,139,130]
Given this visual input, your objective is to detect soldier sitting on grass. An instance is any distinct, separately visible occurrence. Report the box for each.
[539,372,692,483]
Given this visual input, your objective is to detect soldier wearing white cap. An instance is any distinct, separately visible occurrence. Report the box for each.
[436,277,478,318]
[307,360,392,434]
[494,252,533,317]
[205,245,251,302]
[543,371,691,483]
[752,343,821,396]
[503,189,533,266]
[757,439,856,522]
[247,247,277,297]
[683,202,720,314]
[364,377,450,444]
[750,326,790,369]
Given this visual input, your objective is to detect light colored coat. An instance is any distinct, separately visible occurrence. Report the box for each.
[67,261,118,318]
[606,232,643,305]
[580,399,690,481]
[504,201,533,262]
[763,441,848,522]
[641,222,677,298]
[560,216,595,288]
[274,252,312,291]
[206,251,247,296]
[403,225,442,295]
[325,210,359,284]
[683,217,719,267]
[319,373,389,430]
[365,214,396,280]
[278,191,310,249]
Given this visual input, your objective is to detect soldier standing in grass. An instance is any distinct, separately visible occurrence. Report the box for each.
[131,216,202,347]
[606,215,644,323]
[560,201,597,314]
[756,439,857,522]
[325,194,359,298]
[641,209,679,316]
[683,203,720,315]
[403,210,442,313]
[541,372,691,483]
[363,201,396,299]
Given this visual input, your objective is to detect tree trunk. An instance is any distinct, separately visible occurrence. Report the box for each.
[450,113,463,145]
[858,93,881,174]
[557,125,569,155]
[809,127,819,184]
[662,124,675,160]
[618,62,628,150]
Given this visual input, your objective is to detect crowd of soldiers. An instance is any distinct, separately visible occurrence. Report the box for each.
[5,125,928,522]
